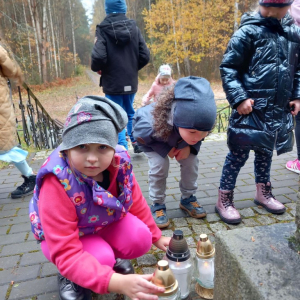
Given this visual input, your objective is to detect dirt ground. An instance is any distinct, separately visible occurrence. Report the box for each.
[12,71,226,123]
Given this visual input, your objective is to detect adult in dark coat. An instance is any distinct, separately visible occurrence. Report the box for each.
[91,0,150,152]
[216,0,300,225]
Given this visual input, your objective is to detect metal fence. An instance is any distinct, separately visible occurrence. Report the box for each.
[10,82,230,151]
[215,104,231,133]
[10,80,63,150]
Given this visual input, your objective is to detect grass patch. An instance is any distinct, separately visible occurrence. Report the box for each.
[288,232,300,252]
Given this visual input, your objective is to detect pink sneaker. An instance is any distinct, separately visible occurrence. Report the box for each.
[286,158,300,174]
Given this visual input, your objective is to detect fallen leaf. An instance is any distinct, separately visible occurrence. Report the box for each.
[270,245,279,252]
[10,281,14,285]
[251,236,255,242]
[259,283,263,286]
[13,284,19,287]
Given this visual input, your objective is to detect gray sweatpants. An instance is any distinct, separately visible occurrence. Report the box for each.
[144,151,199,205]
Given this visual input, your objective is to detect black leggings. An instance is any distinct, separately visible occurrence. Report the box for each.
[220,148,273,191]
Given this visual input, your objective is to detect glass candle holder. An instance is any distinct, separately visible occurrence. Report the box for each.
[194,234,215,290]
[152,260,181,300]
[164,230,193,299]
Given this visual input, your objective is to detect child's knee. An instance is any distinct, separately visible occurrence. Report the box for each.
[124,226,152,258]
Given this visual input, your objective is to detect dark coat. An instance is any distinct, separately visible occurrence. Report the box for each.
[91,13,150,95]
[132,103,202,158]
[220,12,300,155]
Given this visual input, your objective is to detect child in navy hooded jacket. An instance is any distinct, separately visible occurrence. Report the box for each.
[91,0,149,152]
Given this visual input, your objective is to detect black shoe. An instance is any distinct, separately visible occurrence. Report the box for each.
[11,175,36,199]
[133,143,142,154]
[113,258,135,274]
[151,203,170,229]
[57,274,92,300]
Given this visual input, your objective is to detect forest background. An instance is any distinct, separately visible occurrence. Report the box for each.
[0,0,259,85]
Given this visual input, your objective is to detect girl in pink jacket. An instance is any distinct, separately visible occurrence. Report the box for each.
[142,64,175,106]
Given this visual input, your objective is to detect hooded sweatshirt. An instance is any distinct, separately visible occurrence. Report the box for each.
[91,13,150,94]
[142,75,175,106]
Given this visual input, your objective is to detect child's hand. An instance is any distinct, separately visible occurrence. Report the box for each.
[290,99,300,115]
[168,147,180,158]
[109,273,165,300]
[153,236,171,251]
[175,146,190,161]
[237,99,254,115]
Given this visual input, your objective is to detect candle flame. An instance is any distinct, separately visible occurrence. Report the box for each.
[204,262,209,267]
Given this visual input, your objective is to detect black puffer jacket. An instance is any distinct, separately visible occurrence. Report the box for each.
[220,12,300,155]
[91,13,150,95]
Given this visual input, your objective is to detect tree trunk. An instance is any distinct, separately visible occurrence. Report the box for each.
[28,0,42,83]
[46,13,53,75]
[68,0,77,70]
[52,2,62,77]
[22,0,33,66]
[48,0,58,78]
[180,0,190,76]
[234,0,239,32]
[170,0,181,77]
[41,1,48,83]
[13,1,25,65]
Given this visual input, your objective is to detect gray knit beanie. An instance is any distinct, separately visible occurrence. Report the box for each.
[60,96,128,151]
[173,76,217,132]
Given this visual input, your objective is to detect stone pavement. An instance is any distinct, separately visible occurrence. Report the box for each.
[0,137,298,300]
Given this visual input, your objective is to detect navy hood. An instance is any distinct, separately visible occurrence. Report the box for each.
[173,76,217,132]
[100,14,137,45]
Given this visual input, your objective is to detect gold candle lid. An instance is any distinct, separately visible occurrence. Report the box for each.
[152,260,179,296]
[196,234,215,259]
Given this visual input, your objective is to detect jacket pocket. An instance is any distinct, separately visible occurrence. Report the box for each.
[230,98,267,131]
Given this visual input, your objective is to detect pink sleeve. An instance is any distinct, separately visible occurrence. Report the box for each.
[291,0,300,26]
[142,83,156,106]
[39,174,115,294]
[129,172,162,243]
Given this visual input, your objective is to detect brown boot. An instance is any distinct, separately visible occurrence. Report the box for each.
[215,189,241,224]
[254,182,286,214]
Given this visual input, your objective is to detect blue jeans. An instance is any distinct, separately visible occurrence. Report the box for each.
[220,148,273,190]
[105,94,136,149]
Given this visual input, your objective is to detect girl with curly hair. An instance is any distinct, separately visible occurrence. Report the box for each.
[132,76,217,228]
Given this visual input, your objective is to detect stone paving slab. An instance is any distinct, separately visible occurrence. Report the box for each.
[0,139,298,299]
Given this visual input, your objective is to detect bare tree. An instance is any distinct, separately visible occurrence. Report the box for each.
[41,0,48,82]
[234,0,239,32]
[28,0,42,82]
[48,0,58,78]
[68,0,77,69]
[22,0,33,66]
[170,0,181,77]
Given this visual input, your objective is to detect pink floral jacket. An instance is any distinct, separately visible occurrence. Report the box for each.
[29,145,133,240]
